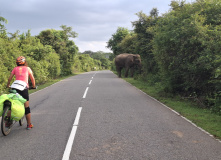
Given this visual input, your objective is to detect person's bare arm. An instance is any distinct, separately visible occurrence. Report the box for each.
[29,73,36,88]
[28,67,36,88]
[7,73,14,88]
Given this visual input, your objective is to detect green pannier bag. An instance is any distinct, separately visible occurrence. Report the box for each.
[0,94,9,116]
[11,100,25,121]
[0,93,27,121]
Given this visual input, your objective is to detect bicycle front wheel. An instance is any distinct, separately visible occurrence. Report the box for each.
[1,106,12,136]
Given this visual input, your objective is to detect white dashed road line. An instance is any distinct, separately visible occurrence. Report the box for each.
[73,107,82,126]
[83,87,89,99]
[62,74,95,160]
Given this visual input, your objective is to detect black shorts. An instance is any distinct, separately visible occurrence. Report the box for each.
[15,88,29,101]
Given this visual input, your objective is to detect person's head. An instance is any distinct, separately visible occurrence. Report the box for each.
[16,56,27,66]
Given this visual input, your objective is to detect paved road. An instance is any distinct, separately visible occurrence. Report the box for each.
[0,70,220,160]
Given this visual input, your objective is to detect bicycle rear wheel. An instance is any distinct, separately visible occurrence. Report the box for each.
[1,106,13,136]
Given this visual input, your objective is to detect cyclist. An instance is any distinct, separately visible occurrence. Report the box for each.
[6,56,36,130]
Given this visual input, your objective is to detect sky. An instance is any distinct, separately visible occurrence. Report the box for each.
[0,0,193,53]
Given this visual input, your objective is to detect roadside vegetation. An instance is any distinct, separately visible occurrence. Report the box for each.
[0,19,112,94]
[108,0,221,139]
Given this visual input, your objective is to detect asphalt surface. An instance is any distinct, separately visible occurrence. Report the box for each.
[0,70,220,160]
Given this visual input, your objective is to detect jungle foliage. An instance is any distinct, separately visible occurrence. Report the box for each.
[107,0,221,114]
[81,50,113,69]
[0,20,110,94]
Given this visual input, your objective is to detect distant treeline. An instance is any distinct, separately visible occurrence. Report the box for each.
[107,0,221,114]
[80,50,113,69]
[0,20,111,94]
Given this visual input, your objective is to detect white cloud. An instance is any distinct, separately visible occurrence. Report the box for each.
[0,0,194,52]
[75,40,111,53]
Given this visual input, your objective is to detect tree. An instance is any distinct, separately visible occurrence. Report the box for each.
[82,50,94,56]
[107,27,131,56]
[153,0,221,101]
[82,51,112,69]
[150,8,159,18]
[8,30,20,40]
[0,16,7,30]
[60,25,78,39]
[117,33,137,55]
[0,16,8,38]
[37,25,78,75]
[132,10,159,74]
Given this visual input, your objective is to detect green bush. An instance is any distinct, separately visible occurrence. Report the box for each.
[108,0,221,114]
[72,54,102,73]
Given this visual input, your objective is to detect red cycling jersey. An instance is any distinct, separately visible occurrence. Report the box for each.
[11,66,33,88]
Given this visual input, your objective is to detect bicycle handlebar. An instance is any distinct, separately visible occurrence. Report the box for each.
[29,86,38,90]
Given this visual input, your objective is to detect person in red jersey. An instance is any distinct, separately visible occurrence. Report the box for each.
[7,56,36,130]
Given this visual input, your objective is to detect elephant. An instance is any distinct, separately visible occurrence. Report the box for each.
[115,53,142,78]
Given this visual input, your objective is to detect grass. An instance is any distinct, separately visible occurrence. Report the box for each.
[124,78,221,140]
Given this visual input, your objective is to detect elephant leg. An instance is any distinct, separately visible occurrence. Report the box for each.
[130,67,134,77]
[125,67,129,78]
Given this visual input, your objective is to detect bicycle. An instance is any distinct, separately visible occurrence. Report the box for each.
[1,87,37,136]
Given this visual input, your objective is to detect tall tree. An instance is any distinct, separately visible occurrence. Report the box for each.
[0,16,8,38]
[60,25,78,40]
[132,9,159,74]
[153,0,221,99]
[107,27,130,56]
[8,30,20,40]
[37,25,78,75]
